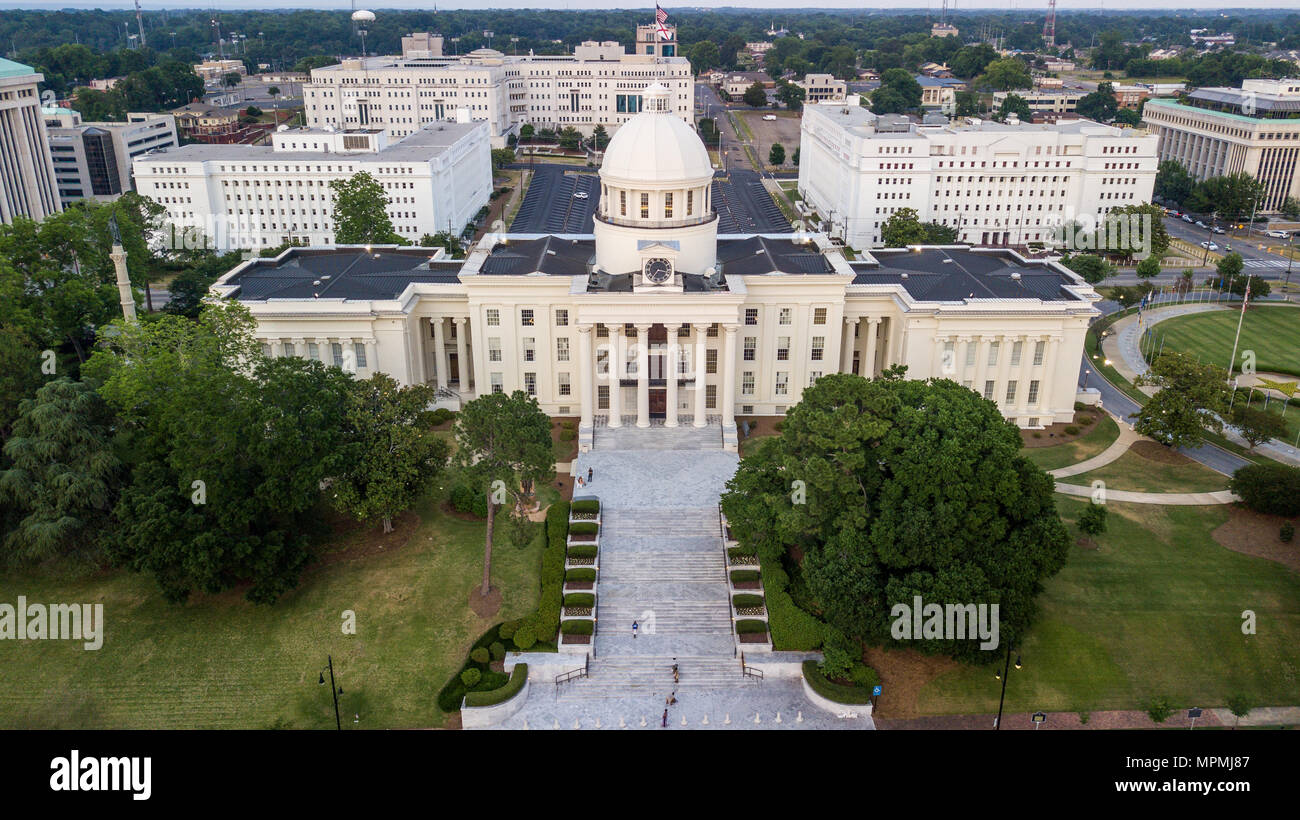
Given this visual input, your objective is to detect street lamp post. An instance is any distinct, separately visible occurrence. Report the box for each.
[993,645,1022,730]
[319,655,343,731]
[1284,232,1295,302]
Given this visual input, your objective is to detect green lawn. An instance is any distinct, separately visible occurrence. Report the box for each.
[1156,304,1300,378]
[1022,413,1121,472]
[919,499,1300,715]
[0,487,545,729]
[1070,448,1229,493]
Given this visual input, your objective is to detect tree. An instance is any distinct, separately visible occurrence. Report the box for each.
[1114,108,1141,127]
[997,93,1032,122]
[1191,173,1266,222]
[1133,349,1230,449]
[1155,160,1196,205]
[1229,463,1300,517]
[453,391,555,598]
[1076,82,1119,122]
[768,143,785,166]
[591,124,610,151]
[875,68,922,111]
[923,221,958,244]
[329,171,403,245]
[418,230,465,258]
[975,58,1033,91]
[491,147,516,169]
[1076,502,1108,536]
[223,72,242,88]
[1217,252,1244,282]
[775,80,806,111]
[950,44,998,79]
[267,86,280,97]
[1135,255,1162,279]
[331,374,450,533]
[954,90,981,118]
[687,40,720,75]
[0,378,120,568]
[1226,693,1253,729]
[558,126,582,150]
[719,373,1070,662]
[1104,204,1170,259]
[1282,197,1300,220]
[1231,405,1288,450]
[880,208,930,247]
[519,123,535,141]
[792,147,800,167]
[1061,253,1114,285]
[742,81,768,108]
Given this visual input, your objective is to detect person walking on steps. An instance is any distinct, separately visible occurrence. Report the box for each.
[587,467,593,484]
[632,620,639,639]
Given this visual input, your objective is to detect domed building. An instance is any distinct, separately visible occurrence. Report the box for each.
[214,80,1102,453]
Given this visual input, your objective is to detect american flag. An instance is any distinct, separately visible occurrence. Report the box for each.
[655,4,668,23]
[655,4,673,40]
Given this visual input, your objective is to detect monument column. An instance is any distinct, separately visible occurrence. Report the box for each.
[454,317,469,391]
[840,317,858,373]
[665,334,679,428]
[577,324,594,440]
[431,317,447,389]
[721,324,739,429]
[863,317,880,378]
[693,324,708,428]
[635,323,652,428]
[608,325,624,428]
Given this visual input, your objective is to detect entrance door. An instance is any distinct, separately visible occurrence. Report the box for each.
[649,388,667,418]
[448,353,460,386]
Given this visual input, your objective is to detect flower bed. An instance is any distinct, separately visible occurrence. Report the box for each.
[730,569,761,590]
[569,511,599,521]
[735,618,769,643]
[727,547,758,567]
[560,618,593,644]
[732,593,766,617]
[563,592,595,616]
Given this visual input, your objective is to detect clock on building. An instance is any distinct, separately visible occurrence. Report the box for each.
[642,257,673,284]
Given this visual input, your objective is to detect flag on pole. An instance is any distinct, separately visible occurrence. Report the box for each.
[655,4,674,40]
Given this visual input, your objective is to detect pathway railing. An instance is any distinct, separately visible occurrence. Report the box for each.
[555,653,589,688]
[740,652,764,682]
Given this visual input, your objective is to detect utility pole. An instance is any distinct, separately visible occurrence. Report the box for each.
[135,0,146,48]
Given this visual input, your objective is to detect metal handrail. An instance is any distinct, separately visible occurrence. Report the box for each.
[554,653,589,687]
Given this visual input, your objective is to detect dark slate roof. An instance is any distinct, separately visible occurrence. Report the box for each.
[479,236,594,276]
[849,248,1084,302]
[715,236,834,276]
[228,248,462,301]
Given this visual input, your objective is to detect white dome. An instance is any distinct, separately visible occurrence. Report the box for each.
[600,84,712,185]
[351,10,375,22]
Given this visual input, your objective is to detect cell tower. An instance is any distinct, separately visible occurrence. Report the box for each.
[135,0,146,48]
[1043,0,1057,50]
[352,10,375,58]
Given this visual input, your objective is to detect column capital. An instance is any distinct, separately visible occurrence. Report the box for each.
[291,337,305,345]
[633,322,653,331]
[844,315,860,325]
[452,315,467,325]
[867,315,882,326]
[722,323,740,335]
[576,323,594,334]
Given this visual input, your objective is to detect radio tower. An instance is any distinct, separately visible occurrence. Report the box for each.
[1043,0,1057,50]
[134,0,146,48]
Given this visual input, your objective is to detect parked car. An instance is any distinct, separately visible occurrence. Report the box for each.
[1182,214,1195,223]
[1195,220,1207,228]
[1266,230,1289,239]
[762,114,777,121]
[572,190,589,199]
[1200,241,1219,251]
[1212,226,1226,234]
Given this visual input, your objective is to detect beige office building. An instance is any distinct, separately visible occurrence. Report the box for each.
[0,58,61,224]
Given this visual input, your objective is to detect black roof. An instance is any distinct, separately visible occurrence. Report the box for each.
[849,248,1084,302]
[478,236,594,276]
[715,236,835,276]
[228,248,462,301]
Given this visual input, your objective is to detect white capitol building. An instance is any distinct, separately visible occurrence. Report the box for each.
[214,84,1102,451]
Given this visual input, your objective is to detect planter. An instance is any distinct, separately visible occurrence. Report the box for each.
[560,633,592,645]
[565,557,596,568]
[564,581,594,591]
[739,632,770,644]
[735,605,767,617]
[563,607,593,617]
[731,581,762,591]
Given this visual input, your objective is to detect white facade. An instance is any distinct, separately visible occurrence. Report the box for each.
[212,86,1100,448]
[0,59,60,224]
[301,27,692,148]
[133,119,491,251]
[798,105,1158,249]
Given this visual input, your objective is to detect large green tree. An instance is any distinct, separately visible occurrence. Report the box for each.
[329,171,405,245]
[742,81,768,108]
[453,390,555,597]
[1134,350,1231,449]
[720,373,1070,661]
[1076,82,1119,122]
[974,58,1033,92]
[1154,160,1196,205]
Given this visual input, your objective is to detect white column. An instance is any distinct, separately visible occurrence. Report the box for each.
[577,324,594,431]
[431,317,447,389]
[693,324,708,428]
[1039,336,1060,415]
[841,317,858,373]
[955,336,970,385]
[635,323,651,428]
[291,337,305,358]
[932,333,950,379]
[722,323,738,428]
[363,339,376,374]
[973,335,990,398]
[863,317,880,378]
[665,336,679,428]
[608,325,624,428]
[994,334,1012,410]
[454,317,469,391]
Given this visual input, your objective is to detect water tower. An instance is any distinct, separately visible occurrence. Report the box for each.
[352,9,376,58]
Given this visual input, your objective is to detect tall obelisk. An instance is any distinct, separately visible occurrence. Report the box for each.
[109,214,136,322]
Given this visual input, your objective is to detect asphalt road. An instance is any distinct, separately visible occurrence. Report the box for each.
[509,163,600,234]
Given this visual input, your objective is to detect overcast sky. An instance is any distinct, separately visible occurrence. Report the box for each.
[0,2,1295,12]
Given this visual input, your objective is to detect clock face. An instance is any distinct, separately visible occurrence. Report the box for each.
[643,257,673,284]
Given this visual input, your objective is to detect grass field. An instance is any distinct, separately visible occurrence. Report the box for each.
[919,499,1300,715]
[0,486,550,729]
[1070,448,1229,493]
[1156,304,1300,378]
[1023,413,1121,472]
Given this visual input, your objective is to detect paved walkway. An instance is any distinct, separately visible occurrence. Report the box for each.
[877,705,1300,730]
[1053,483,1237,505]
[1048,423,1142,479]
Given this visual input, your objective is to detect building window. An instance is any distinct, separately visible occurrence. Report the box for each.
[1028,380,1040,404]
[987,342,1000,367]
[596,324,609,338]
[488,337,502,362]
[524,372,537,396]
[744,308,758,325]
[742,372,755,395]
[965,343,977,367]
[775,372,789,395]
[1005,380,1018,403]
[811,336,825,361]
[283,342,295,357]
[1010,341,1023,368]
[332,343,344,367]
[556,337,570,361]
[598,384,609,410]
[743,337,757,361]
[809,371,822,385]
[664,192,673,219]
[706,349,718,374]
[486,308,500,326]
[776,336,790,361]
[706,384,717,409]
[354,342,367,368]
[778,307,792,325]
[523,337,535,363]
[687,189,694,216]
[813,307,827,324]
[558,372,571,396]
[521,309,534,327]
[260,343,272,358]
[307,342,320,360]
[640,192,649,219]
[619,190,626,217]
[491,373,504,394]
[555,308,569,326]
[1033,341,1045,366]
[984,380,995,400]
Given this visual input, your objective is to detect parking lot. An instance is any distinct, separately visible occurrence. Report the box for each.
[509,164,600,233]
[736,110,802,169]
[713,170,789,233]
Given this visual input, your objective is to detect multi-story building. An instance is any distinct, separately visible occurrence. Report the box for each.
[796,74,847,104]
[210,85,1100,445]
[301,25,691,148]
[1142,79,1300,213]
[931,23,959,39]
[1111,84,1150,111]
[993,89,1085,114]
[44,108,178,205]
[133,116,491,251]
[0,58,61,224]
[917,76,966,115]
[719,71,773,99]
[194,59,247,84]
[798,105,1158,248]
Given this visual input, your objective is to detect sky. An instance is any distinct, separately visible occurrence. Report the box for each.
[0,2,1295,11]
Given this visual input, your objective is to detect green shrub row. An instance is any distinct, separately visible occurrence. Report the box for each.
[436,624,512,712]
[463,663,528,708]
[499,500,569,651]
[570,498,601,514]
[428,407,456,426]
[565,568,596,583]
[735,619,768,635]
[568,521,599,536]
[563,592,595,608]
[567,544,598,560]
[561,619,594,635]
[730,569,761,584]
[732,594,765,609]
[802,660,877,704]
[761,562,825,651]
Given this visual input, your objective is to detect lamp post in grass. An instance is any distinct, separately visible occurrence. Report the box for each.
[319,655,343,731]
[993,644,1021,730]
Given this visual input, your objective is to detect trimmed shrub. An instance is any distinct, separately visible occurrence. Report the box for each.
[1144,695,1173,723]
[546,499,571,547]
[1077,502,1108,536]
[566,568,596,583]
[1229,463,1300,517]
[802,660,876,703]
[429,407,456,425]
[570,498,600,515]
[513,624,536,650]
[463,663,527,708]
[489,641,506,661]
[567,544,598,560]
[732,594,765,609]
[568,521,599,536]
[762,562,824,650]
[735,619,769,634]
[563,592,595,608]
[460,668,481,687]
[470,647,490,665]
[1281,522,1295,543]
[559,428,576,441]
[560,619,594,635]
[1064,425,1081,436]
[497,620,519,641]
[1078,415,1094,425]
[449,481,489,518]
[730,569,761,584]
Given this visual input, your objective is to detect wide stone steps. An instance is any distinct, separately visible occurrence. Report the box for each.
[553,656,753,701]
[594,426,724,451]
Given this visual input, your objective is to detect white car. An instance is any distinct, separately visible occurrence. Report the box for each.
[762,114,777,121]
[1195,220,1207,228]
[1212,226,1226,234]
[572,191,589,199]
[1266,230,1289,239]
[1181,214,1194,223]
[1200,241,1219,251]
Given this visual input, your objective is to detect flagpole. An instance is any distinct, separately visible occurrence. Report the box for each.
[1227,281,1250,383]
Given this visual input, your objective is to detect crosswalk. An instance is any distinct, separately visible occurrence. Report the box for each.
[1243,258,1293,269]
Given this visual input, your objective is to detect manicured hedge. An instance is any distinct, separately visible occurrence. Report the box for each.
[728,547,756,561]
[566,568,596,583]
[547,500,571,550]
[730,569,761,584]
[567,544,598,560]
[761,561,825,651]
[732,594,765,609]
[1229,463,1300,517]
[802,660,877,704]
[568,521,599,536]
[735,619,769,635]
[463,663,528,708]
[560,619,594,635]
[563,592,595,608]
[429,407,456,426]
[437,624,511,712]
[571,498,601,514]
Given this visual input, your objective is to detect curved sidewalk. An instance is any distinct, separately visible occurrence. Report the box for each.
[1048,423,1142,479]
[1053,482,1237,505]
